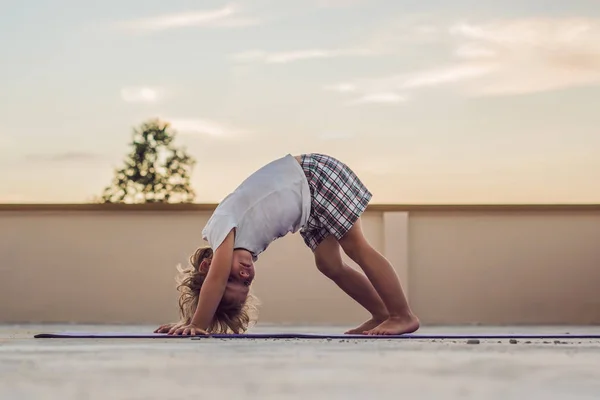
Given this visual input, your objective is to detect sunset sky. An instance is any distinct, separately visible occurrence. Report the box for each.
[1,0,599,204]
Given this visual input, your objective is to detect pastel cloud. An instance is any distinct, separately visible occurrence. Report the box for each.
[231,48,376,64]
[117,4,259,33]
[348,92,407,105]
[326,17,600,103]
[402,64,496,89]
[449,18,600,95]
[120,87,163,103]
[168,118,253,139]
[324,83,358,93]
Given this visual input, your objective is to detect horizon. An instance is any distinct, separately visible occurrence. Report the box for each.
[2,0,599,204]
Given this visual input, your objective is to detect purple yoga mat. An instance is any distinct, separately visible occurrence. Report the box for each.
[33,332,600,339]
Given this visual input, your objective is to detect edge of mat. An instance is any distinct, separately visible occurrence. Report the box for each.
[32,332,600,339]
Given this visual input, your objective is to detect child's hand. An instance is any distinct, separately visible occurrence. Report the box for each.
[167,323,209,336]
[154,322,183,333]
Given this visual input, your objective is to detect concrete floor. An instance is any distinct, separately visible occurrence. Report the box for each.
[2,324,600,399]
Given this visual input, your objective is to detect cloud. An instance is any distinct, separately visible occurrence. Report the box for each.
[402,64,496,89]
[120,87,163,103]
[326,63,494,105]
[116,4,259,33]
[168,118,253,138]
[448,18,600,96]
[230,48,376,64]
[348,92,407,105]
[325,76,409,106]
[324,83,358,93]
[327,17,600,101]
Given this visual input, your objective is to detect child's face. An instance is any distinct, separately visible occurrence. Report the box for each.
[222,250,255,305]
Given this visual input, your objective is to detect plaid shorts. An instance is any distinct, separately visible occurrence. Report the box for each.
[299,153,372,251]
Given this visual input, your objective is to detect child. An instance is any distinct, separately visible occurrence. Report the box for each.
[154,153,420,336]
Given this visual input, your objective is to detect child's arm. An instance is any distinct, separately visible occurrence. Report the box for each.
[168,229,235,335]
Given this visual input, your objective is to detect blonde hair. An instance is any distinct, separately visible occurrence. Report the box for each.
[175,246,260,334]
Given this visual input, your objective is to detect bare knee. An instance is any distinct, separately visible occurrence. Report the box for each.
[315,256,344,280]
[313,235,346,280]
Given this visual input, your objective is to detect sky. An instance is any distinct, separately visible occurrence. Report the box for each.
[1,0,599,204]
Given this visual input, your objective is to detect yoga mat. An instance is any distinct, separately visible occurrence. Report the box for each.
[33,332,600,340]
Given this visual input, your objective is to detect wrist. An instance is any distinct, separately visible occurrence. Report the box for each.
[190,311,212,329]
[190,317,207,329]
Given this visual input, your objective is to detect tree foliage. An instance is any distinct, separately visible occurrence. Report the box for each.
[100,119,196,204]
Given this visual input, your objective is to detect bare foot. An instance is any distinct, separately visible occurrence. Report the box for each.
[345,317,387,334]
[364,315,420,335]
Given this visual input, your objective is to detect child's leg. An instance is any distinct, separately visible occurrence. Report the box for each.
[313,234,390,333]
[338,218,419,335]
[297,153,418,335]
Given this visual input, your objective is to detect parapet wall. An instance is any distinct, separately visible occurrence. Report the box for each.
[1,204,599,326]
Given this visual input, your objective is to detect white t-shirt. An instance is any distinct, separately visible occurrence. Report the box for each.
[201,154,312,260]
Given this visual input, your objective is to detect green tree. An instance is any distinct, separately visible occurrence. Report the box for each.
[100,119,196,204]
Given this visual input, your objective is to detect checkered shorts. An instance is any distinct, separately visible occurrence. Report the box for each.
[299,153,372,251]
